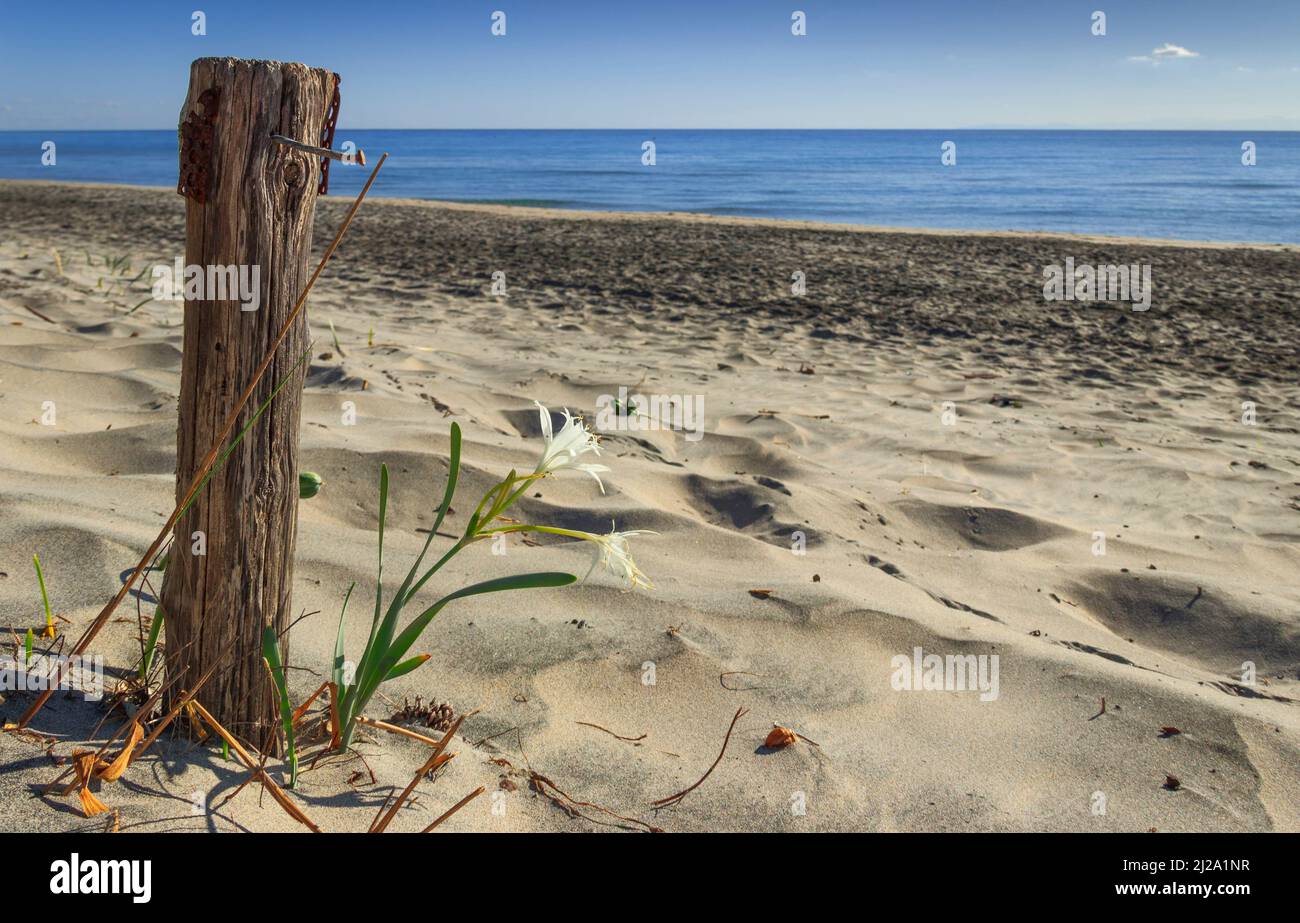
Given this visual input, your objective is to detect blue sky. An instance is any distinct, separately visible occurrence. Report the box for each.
[1,0,1296,129]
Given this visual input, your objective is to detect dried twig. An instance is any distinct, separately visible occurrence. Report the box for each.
[290,680,331,727]
[215,713,281,816]
[22,303,55,324]
[358,716,443,747]
[473,725,519,748]
[370,711,469,833]
[652,707,747,809]
[421,786,486,832]
[529,772,663,833]
[576,721,647,743]
[719,671,768,691]
[189,700,320,833]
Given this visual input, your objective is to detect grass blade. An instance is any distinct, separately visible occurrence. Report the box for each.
[33,553,54,638]
[332,582,356,702]
[372,422,465,678]
[369,464,390,638]
[351,466,390,709]
[262,626,298,788]
[384,653,430,682]
[140,606,164,681]
[398,423,463,605]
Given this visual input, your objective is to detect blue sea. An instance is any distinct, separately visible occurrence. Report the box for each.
[2,130,1297,243]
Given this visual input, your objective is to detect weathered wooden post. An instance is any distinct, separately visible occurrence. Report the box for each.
[162,58,336,742]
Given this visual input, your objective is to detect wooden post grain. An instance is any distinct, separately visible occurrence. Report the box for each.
[162,58,335,743]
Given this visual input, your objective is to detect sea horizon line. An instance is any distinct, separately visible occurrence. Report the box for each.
[3,127,1298,134]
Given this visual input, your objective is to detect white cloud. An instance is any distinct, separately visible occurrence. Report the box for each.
[1127,43,1200,65]
[1152,43,1200,59]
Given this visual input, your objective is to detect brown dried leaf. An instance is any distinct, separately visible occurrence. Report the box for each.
[73,752,110,817]
[78,786,110,817]
[748,589,773,599]
[1159,726,1182,738]
[183,701,208,740]
[97,721,143,782]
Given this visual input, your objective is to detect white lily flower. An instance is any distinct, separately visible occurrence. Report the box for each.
[582,521,656,591]
[533,401,611,492]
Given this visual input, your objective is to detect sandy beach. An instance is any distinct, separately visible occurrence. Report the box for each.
[1,178,1297,833]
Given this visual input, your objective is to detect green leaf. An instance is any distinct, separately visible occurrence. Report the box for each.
[261,626,298,789]
[358,572,575,710]
[140,606,164,681]
[24,628,33,665]
[384,653,430,682]
[432,423,462,546]
[354,465,390,695]
[332,582,355,695]
[372,463,390,634]
[32,553,53,635]
[395,422,462,608]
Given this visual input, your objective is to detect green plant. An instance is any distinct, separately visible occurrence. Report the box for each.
[330,406,651,750]
[262,626,298,787]
[33,554,54,638]
[139,607,163,682]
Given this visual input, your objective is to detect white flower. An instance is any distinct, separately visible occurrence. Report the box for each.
[583,521,655,591]
[533,401,611,492]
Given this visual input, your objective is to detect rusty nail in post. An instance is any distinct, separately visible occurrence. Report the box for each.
[270,133,367,166]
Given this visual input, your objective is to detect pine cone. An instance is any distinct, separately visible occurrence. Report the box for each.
[426,701,455,732]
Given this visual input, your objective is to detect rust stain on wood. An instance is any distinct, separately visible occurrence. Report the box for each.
[177,86,220,203]
[317,73,341,194]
